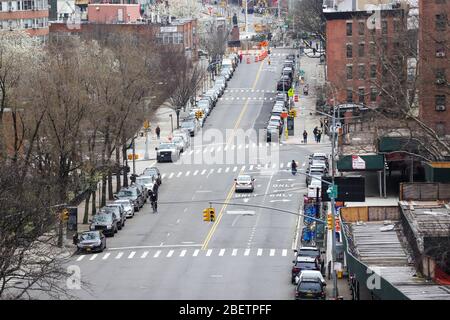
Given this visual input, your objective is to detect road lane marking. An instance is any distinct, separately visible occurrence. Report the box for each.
[231,145,235,150]
[270,249,275,256]
[249,165,254,170]
[244,249,250,256]
[217,146,222,152]
[128,251,136,259]
[203,148,208,153]
[206,249,212,256]
[257,249,263,256]
[141,251,149,259]
[161,173,166,179]
[217,168,222,173]
[154,250,161,258]
[219,249,225,256]
[246,144,249,149]
[177,172,182,178]
[282,249,287,256]
[169,173,174,179]
[280,163,285,168]
[193,249,199,257]
[188,150,193,155]
[224,145,228,151]
[193,170,199,176]
[225,167,230,173]
[241,165,246,171]
[115,252,123,259]
[185,171,190,177]
[238,145,242,149]
[232,249,238,256]
[76,255,85,262]
[233,166,237,172]
[272,163,277,169]
[180,250,186,257]
[201,169,207,175]
[167,250,174,257]
[196,149,201,154]
[89,254,98,261]
[102,253,110,260]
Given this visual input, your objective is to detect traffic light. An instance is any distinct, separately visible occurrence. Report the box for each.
[203,209,210,221]
[289,109,297,118]
[209,208,216,222]
[143,120,150,130]
[61,208,69,221]
[327,214,332,230]
[195,111,204,120]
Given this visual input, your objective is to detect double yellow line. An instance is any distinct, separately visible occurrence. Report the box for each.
[201,59,266,250]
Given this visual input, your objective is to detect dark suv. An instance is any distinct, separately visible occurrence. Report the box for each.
[295,278,326,300]
[115,186,145,212]
[89,212,118,237]
[291,256,320,283]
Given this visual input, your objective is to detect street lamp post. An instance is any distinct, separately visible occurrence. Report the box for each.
[169,114,174,133]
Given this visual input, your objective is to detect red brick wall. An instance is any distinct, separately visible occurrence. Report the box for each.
[418,0,450,135]
[0,9,48,37]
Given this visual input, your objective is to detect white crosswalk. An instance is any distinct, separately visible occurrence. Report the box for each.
[220,96,274,101]
[225,89,277,94]
[74,248,293,263]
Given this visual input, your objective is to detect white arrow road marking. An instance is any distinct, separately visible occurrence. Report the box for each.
[269,199,292,203]
[201,169,207,175]
[193,249,199,257]
[153,250,161,258]
[166,250,174,257]
[128,251,136,259]
[76,255,85,262]
[180,250,186,257]
[169,173,174,179]
[141,251,149,259]
[282,249,288,257]
[206,249,213,256]
[219,249,225,256]
[270,249,275,256]
[89,254,98,261]
[244,249,250,256]
[193,170,199,176]
[115,252,123,259]
[232,249,238,256]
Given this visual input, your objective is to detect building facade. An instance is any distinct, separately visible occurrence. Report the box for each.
[418,0,450,137]
[0,0,49,37]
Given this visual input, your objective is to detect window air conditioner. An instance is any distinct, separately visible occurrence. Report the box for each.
[436,51,445,57]
[436,78,446,85]
[436,105,446,111]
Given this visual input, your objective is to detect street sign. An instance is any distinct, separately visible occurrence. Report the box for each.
[281,111,288,118]
[288,88,294,97]
[352,155,366,170]
[327,185,338,199]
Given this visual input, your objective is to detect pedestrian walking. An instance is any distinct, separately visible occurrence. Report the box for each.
[291,160,298,175]
[303,130,308,144]
[317,130,322,143]
[313,126,318,138]
[155,125,161,140]
[239,53,243,63]
[320,119,323,129]
[313,48,317,55]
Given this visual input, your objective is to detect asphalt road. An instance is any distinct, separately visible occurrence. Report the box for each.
[64,48,330,300]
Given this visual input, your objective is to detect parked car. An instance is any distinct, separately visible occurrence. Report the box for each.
[103,204,126,230]
[215,76,227,89]
[286,54,296,62]
[135,175,156,197]
[275,93,289,108]
[307,178,322,198]
[306,170,323,186]
[205,89,218,104]
[172,135,188,153]
[114,186,145,211]
[213,84,224,97]
[294,270,326,286]
[75,230,106,253]
[266,125,280,142]
[172,130,191,149]
[198,49,208,58]
[198,99,212,116]
[113,199,135,219]
[294,246,322,265]
[220,67,232,80]
[309,152,329,164]
[142,166,162,186]
[89,212,118,236]
[295,278,326,300]
[156,142,180,163]
[282,67,294,81]
[291,256,320,283]
[234,174,255,192]
[181,118,200,136]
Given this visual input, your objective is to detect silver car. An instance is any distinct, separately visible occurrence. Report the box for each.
[234,175,255,192]
[172,135,187,153]
[113,199,135,218]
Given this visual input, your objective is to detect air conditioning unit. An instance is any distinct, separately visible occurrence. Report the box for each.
[436,78,446,85]
[436,51,446,57]
[436,105,446,111]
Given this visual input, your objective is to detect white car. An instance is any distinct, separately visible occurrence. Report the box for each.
[135,176,156,197]
[295,270,326,285]
[173,130,191,148]
[172,135,187,153]
[234,175,255,192]
[156,142,180,162]
[308,179,322,198]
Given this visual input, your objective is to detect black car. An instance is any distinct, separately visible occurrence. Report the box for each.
[75,231,106,253]
[291,256,320,283]
[295,278,326,300]
[104,204,126,230]
[142,166,162,186]
[89,212,118,236]
[115,186,145,211]
[294,246,322,264]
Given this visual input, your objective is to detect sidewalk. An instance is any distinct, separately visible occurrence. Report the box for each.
[326,276,353,300]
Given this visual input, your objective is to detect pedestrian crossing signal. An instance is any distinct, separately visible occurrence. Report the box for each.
[203,209,210,221]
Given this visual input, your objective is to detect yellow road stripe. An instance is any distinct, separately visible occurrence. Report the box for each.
[201,60,266,250]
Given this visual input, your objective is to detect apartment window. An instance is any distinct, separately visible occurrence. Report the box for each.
[393,20,401,32]
[381,20,388,34]
[436,42,446,57]
[347,89,353,103]
[436,14,447,31]
[358,43,365,57]
[347,65,353,80]
[0,2,2,11]
[346,44,353,58]
[370,42,376,56]
[346,22,353,36]
[23,0,33,10]
[370,64,377,78]
[436,69,446,85]
[358,65,365,80]
[358,88,365,103]
[435,95,446,111]
[23,18,33,28]
[435,0,447,4]
[358,21,365,35]
[370,87,378,102]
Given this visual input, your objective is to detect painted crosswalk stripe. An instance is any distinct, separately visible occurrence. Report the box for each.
[224,145,228,151]
[286,162,291,168]
[280,163,285,168]
[217,146,222,152]
[257,249,263,256]
[231,145,235,150]
[244,249,250,256]
[264,163,269,169]
[272,163,277,169]
[238,145,242,149]
[169,173,174,179]
[225,167,230,173]
[167,250,174,258]
[154,250,161,258]
[241,165,246,171]
[188,150,194,156]
[185,171,190,177]
[249,165,254,170]
[193,170,199,176]
[201,169,207,175]
[252,143,257,148]
[102,253,110,260]
[232,249,238,256]
[236,97,240,100]
[282,249,287,257]
[196,149,201,154]
[209,169,214,175]
[219,249,225,256]
[264,97,267,100]
[259,97,263,100]
[217,168,222,173]
[253,97,257,100]
[270,249,275,256]
[256,89,260,92]
[161,173,166,180]
[180,250,186,257]
[206,249,213,256]
[128,251,136,259]
[193,249,199,257]
[246,144,249,149]
[233,166,237,172]
[89,254,98,261]
[203,148,208,153]
[141,251,149,259]
[115,252,123,259]
[76,255,85,262]
[241,90,245,92]
[230,97,234,100]
[177,172,182,178]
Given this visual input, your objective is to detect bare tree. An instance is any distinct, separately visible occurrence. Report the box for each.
[291,0,326,41]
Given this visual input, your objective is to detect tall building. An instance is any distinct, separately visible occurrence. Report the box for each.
[0,0,49,38]
[418,0,450,137]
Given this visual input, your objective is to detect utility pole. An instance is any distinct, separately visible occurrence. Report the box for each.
[245,0,248,33]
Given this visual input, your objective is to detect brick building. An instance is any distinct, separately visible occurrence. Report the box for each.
[418,0,450,137]
[0,0,49,38]
[87,4,141,24]
[323,0,408,108]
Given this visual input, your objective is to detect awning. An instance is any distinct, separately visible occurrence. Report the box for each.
[337,154,385,171]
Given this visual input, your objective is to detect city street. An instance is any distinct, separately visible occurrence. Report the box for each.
[65,48,330,300]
